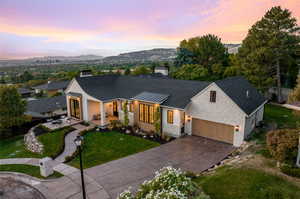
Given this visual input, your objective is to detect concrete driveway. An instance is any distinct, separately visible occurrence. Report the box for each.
[86,136,234,198]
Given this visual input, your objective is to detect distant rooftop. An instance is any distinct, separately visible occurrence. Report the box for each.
[33,80,70,91]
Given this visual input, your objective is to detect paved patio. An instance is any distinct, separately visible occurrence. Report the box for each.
[86,136,234,198]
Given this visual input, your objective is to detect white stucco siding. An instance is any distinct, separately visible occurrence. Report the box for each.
[186,83,246,146]
[65,79,101,121]
[162,108,182,137]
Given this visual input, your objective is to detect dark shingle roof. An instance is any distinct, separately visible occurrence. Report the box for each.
[33,80,70,91]
[132,92,169,104]
[18,88,33,95]
[74,75,266,114]
[26,95,66,114]
[75,75,210,109]
[215,76,267,115]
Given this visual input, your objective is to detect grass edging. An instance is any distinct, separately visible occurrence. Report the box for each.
[0,164,63,179]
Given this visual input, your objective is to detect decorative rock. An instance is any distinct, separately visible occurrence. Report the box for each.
[24,125,44,154]
[126,129,131,134]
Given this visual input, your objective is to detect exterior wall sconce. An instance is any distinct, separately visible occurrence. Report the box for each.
[235,125,240,132]
[187,116,191,122]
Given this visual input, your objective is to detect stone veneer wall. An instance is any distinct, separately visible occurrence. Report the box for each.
[24,125,44,154]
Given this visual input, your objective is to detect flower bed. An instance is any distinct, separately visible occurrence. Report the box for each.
[98,120,175,144]
[118,167,210,199]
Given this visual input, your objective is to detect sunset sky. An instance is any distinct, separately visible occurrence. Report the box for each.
[0,0,299,59]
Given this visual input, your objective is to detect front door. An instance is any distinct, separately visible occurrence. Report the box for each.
[113,101,118,117]
[70,98,81,119]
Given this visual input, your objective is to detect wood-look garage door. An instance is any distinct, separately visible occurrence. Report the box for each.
[192,118,234,144]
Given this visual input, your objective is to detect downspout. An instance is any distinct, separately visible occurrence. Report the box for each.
[160,106,163,137]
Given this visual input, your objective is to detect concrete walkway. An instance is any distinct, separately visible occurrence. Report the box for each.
[270,102,300,111]
[55,124,93,163]
[0,158,110,199]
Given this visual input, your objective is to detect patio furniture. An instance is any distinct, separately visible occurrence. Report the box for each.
[52,119,63,125]
[93,114,101,120]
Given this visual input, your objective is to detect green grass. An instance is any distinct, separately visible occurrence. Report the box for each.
[68,131,160,169]
[0,135,43,159]
[194,167,300,199]
[0,164,63,179]
[38,126,74,158]
[264,104,300,129]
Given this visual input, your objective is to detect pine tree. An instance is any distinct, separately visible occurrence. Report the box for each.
[238,6,300,101]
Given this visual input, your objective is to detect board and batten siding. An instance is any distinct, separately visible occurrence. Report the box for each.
[186,83,246,147]
[162,108,183,137]
[244,105,264,138]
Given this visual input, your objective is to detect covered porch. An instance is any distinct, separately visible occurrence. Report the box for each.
[88,99,120,126]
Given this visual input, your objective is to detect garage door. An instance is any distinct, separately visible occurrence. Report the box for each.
[192,118,234,144]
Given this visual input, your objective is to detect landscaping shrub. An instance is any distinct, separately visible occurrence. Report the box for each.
[118,166,210,199]
[109,120,123,131]
[266,129,299,164]
[280,164,300,178]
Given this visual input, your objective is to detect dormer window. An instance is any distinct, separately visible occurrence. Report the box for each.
[210,91,216,103]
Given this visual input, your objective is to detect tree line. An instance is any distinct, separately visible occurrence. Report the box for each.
[172,6,300,103]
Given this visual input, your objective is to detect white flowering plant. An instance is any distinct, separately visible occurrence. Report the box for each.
[118,166,210,199]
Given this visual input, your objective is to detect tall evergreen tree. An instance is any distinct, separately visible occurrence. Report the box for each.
[238,6,300,101]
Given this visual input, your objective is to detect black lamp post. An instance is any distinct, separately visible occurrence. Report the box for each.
[74,135,86,199]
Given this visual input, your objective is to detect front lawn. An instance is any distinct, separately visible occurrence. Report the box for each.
[38,126,74,158]
[264,104,300,129]
[0,164,63,179]
[194,167,300,199]
[0,135,42,159]
[68,131,160,169]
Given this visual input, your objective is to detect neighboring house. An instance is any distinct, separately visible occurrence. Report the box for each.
[154,66,169,76]
[65,75,266,147]
[33,80,70,96]
[18,88,33,98]
[25,95,67,118]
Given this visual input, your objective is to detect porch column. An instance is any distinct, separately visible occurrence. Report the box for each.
[100,101,105,126]
[66,96,70,118]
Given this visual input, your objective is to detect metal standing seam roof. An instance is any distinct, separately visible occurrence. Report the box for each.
[131,91,169,104]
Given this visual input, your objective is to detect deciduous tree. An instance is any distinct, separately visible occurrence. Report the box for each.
[0,86,27,137]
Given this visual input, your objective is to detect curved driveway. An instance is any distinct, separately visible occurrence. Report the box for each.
[86,136,234,198]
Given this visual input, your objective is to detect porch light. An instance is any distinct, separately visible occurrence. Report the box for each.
[187,115,191,122]
[74,136,83,146]
[235,125,240,132]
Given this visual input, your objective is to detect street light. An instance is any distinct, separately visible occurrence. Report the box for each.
[74,136,86,199]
